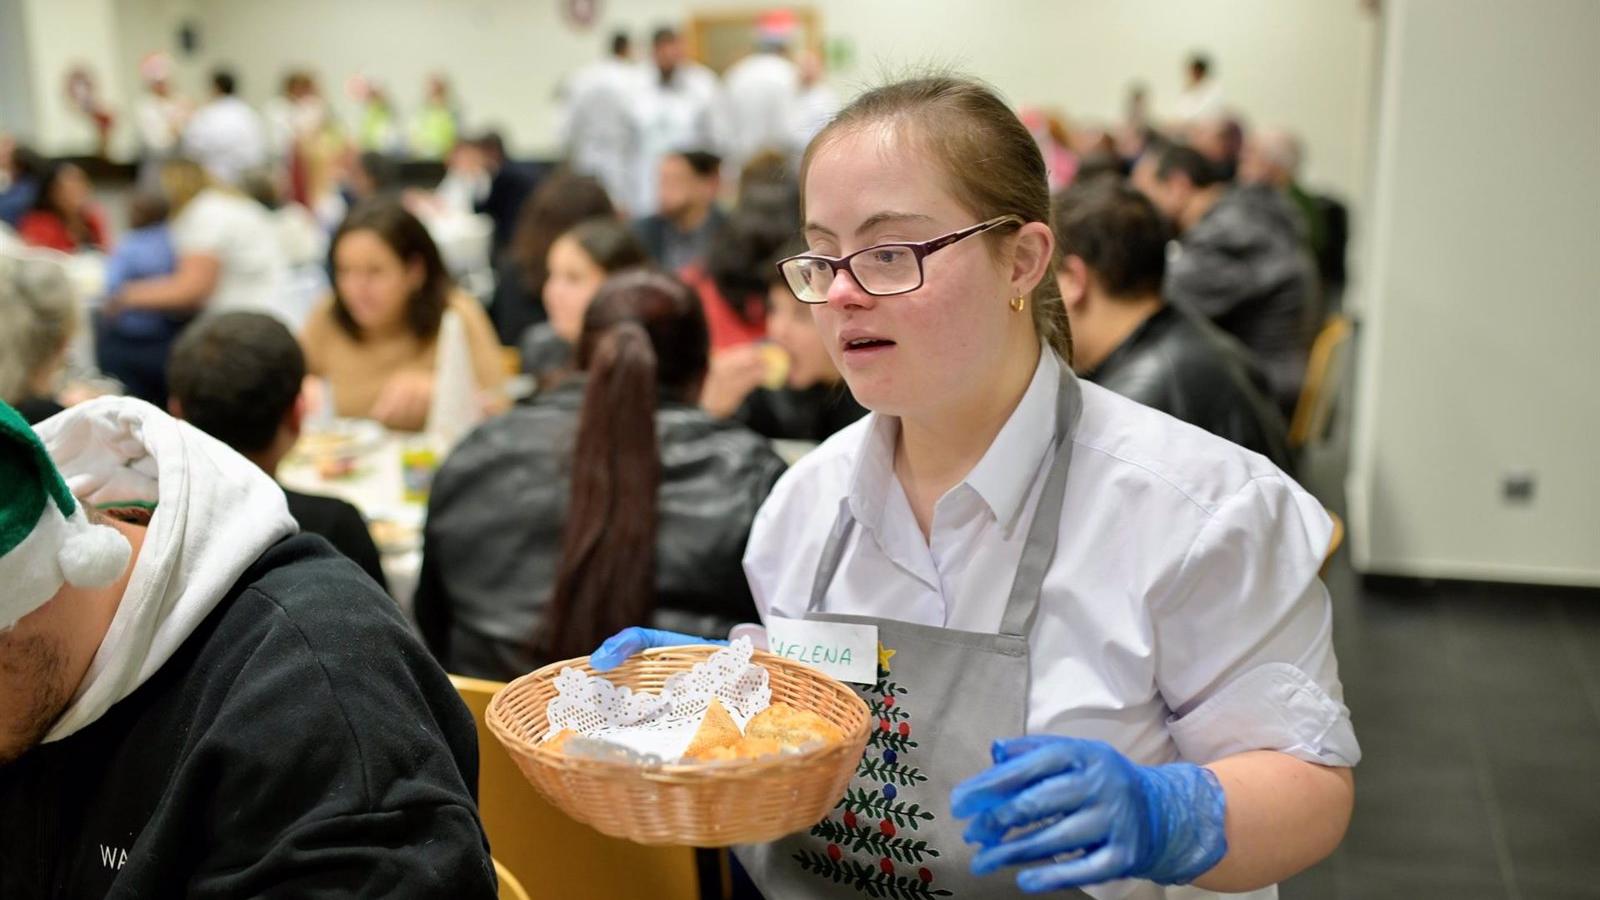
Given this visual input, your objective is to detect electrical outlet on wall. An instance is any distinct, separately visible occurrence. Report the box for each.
[1502,469,1536,505]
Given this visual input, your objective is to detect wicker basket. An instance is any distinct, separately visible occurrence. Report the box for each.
[486,645,871,847]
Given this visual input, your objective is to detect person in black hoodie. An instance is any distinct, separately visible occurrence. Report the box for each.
[0,397,494,898]
[166,310,389,592]
[416,270,786,680]
[1052,179,1293,472]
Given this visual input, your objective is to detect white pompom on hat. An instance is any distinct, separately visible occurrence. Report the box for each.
[0,400,131,631]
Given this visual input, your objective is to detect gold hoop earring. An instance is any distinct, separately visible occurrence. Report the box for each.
[1010,295,1026,312]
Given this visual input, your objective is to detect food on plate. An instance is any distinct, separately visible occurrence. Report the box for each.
[296,431,356,456]
[314,453,358,480]
[744,702,844,747]
[368,518,420,553]
[683,698,743,760]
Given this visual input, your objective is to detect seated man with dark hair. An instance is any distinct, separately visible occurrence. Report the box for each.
[1132,142,1318,416]
[632,149,726,273]
[167,310,388,591]
[0,397,494,896]
[463,131,541,267]
[1053,179,1293,472]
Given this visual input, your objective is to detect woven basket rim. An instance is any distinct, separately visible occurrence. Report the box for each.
[487,646,871,776]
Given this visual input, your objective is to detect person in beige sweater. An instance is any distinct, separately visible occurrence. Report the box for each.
[301,200,505,431]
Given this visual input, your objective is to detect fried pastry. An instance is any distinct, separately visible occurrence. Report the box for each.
[683,698,743,760]
[698,736,785,761]
[744,702,844,747]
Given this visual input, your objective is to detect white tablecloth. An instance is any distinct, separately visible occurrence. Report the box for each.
[277,432,425,613]
[277,432,819,615]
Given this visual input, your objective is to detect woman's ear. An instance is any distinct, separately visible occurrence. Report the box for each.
[406,257,427,292]
[1008,221,1055,298]
[1055,255,1090,311]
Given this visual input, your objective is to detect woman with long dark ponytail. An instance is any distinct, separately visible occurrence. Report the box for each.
[415,271,786,679]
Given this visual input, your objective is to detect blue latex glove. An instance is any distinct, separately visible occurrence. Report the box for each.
[588,627,727,671]
[950,736,1227,892]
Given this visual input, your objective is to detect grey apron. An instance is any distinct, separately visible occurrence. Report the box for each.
[739,364,1090,899]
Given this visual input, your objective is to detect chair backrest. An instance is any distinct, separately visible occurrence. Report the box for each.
[494,858,532,900]
[1321,510,1345,578]
[452,675,703,900]
[499,345,522,377]
[1289,315,1353,449]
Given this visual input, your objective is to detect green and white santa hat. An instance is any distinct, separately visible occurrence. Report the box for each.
[0,400,131,631]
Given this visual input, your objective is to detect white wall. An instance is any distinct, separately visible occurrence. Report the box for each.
[0,0,39,138]
[1349,0,1600,586]
[92,0,1377,206]
[12,0,133,156]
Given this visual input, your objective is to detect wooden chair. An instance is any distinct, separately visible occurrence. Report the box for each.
[1322,510,1345,578]
[493,858,531,900]
[1288,315,1354,449]
[499,346,522,378]
[451,675,703,900]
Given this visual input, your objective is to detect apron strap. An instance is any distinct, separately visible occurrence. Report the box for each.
[807,500,856,613]
[998,364,1083,636]
[808,356,1086,636]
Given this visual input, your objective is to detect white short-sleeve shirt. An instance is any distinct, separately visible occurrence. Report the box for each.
[170,189,289,321]
[743,351,1358,899]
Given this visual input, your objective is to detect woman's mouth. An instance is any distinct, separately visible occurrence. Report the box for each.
[841,336,896,357]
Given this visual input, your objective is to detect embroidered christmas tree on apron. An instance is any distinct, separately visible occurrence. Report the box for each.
[794,643,954,898]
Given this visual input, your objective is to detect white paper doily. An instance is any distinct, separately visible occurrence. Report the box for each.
[544,638,772,761]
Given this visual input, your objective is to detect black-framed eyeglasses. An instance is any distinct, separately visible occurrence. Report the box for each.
[776,214,1025,304]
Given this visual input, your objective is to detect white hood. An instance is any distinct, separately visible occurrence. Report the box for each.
[35,397,297,742]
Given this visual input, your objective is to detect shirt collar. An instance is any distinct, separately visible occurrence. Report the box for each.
[963,347,1058,531]
[846,411,900,535]
[846,347,1058,535]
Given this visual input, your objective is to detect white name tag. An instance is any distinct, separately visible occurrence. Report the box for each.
[766,617,879,685]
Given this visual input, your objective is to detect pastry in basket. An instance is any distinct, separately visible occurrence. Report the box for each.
[744,702,844,747]
[698,736,784,762]
[545,729,578,752]
[683,698,743,759]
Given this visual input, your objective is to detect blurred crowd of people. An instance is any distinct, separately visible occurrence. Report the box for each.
[0,31,1345,682]
[0,17,1370,892]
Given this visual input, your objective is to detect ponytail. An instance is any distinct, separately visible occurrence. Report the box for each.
[544,321,662,661]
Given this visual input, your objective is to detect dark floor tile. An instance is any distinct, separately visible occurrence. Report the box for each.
[1280,858,1339,900]
[1341,761,1503,877]
[1337,859,1509,900]
[1471,690,1600,769]
[1518,870,1600,900]
[1492,760,1600,879]
[1552,601,1600,722]
[1455,647,1579,696]
[1555,594,1600,644]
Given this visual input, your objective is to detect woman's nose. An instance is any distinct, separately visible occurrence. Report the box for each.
[824,267,875,311]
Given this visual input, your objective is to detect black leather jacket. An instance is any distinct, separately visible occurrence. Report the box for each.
[1087,304,1295,474]
[414,378,787,681]
[1164,184,1319,416]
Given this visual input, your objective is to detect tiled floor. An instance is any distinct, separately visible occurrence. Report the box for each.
[1282,446,1600,899]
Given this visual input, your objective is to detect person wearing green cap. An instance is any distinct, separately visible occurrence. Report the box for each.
[0,397,495,897]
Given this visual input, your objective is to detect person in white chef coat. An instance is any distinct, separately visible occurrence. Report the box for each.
[633,26,724,215]
[721,22,800,173]
[559,31,647,215]
[182,69,268,187]
[592,75,1357,900]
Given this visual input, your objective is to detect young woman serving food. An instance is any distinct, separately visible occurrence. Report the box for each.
[591,75,1357,899]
